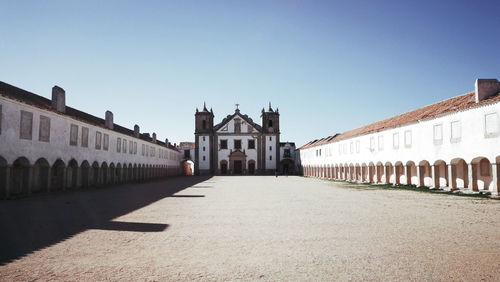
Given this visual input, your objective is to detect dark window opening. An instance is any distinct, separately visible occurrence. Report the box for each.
[221,140,228,149]
[202,120,206,129]
[268,120,273,127]
[184,150,190,159]
[234,140,242,149]
[248,139,255,149]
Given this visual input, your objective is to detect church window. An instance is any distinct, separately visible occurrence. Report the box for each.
[203,136,205,141]
[269,146,272,151]
[393,132,400,149]
[202,120,206,129]
[269,155,272,160]
[234,140,242,149]
[123,139,127,153]
[450,121,461,143]
[82,127,89,147]
[377,135,384,151]
[433,124,443,145]
[20,110,33,140]
[39,116,50,142]
[248,139,255,149]
[485,112,499,137]
[129,140,133,154]
[203,146,206,151]
[70,124,78,146]
[234,119,241,133]
[269,136,272,141]
[221,140,228,149]
[134,142,137,154]
[203,156,206,161]
[117,138,122,152]
[404,130,412,148]
[268,120,273,127]
[95,131,102,149]
[103,134,109,151]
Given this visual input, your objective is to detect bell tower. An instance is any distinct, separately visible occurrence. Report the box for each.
[194,103,214,175]
[261,102,280,174]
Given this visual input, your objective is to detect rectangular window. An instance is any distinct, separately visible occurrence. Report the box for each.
[129,140,133,154]
[220,140,228,149]
[338,144,342,155]
[269,146,272,151]
[95,131,102,149]
[485,113,499,137]
[343,143,347,154]
[142,144,145,156]
[39,115,50,142]
[20,110,33,140]
[146,144,149,156]
[134,142,137,154]
[319,149,321,156]
[234,140,242,149]
[248,139,255,149]
[82,127,89,147]
[70,124,78,146]
[202,136,205,141]
[123,139,127,153]
[269,136,272,141]
[117,137,122,152]
[450,121,461,142]
[370,137,375,152]
[103,134,109,151]
[356,140,360,153]
[404,130,412,148]
[269,155,272,160]
[378,135,384,151]
[393,132,400,149]
[433,124,443,145]
[350,142,354,154]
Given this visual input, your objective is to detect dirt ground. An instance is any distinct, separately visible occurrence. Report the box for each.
[1,176,499,281]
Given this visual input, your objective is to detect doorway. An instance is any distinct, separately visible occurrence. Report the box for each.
[248,162,255,175]
[234,160,242,175]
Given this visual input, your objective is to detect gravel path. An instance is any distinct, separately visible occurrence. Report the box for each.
[1,176,499,281]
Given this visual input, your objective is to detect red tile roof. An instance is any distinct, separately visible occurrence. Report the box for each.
[298,91,500,150]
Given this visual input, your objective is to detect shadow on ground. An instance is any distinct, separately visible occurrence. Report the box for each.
[0,175,211,265]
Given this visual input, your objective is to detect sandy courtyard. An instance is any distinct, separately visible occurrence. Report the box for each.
[1,176,499,281]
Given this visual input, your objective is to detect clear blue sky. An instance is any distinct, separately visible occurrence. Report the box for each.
[1,0,499,146]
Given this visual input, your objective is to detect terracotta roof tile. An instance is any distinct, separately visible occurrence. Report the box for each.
[299,91,500,150]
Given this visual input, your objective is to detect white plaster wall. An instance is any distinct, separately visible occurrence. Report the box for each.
[0,96,181,168]
[198,135,210,170]
[265,135,276,169]
[299,101,500,168]
[217,135,258,168]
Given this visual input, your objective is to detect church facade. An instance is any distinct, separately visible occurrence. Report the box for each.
[194,104,281,175]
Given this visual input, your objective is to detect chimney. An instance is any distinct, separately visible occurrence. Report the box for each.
[165,138,169,146]
[105,111,113,129]
[152,132,157,143]
[475,79,500,103]
[134,125,140,138]
[51,86,66,113]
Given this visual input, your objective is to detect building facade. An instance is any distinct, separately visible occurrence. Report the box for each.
[194,104,281,175]
[298,79,500,195]
[0,81,182,199]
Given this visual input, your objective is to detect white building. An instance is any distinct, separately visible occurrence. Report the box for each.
[0,81,182,198]
[194,104,281,175]
[298,79,500,195]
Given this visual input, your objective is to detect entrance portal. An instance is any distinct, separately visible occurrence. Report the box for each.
[234,160,243,175]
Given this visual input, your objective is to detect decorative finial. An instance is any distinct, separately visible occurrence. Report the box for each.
[203,102,208,111]
[268,102,273,112]
[235,103,240,111]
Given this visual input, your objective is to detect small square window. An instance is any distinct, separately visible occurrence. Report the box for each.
[450,121,461,143]
[485,113,499,137]
[234,140,242,149]
[404,130,412,148]
[248,139,255,149]
[269,146,272,151]
[220,140,228,149]
[433,124,443,145]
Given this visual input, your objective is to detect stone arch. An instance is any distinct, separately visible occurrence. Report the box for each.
[109,163,115,185]
[368,162,375,183]
[433,160,448,188]
[450,158,468,190]
[115,163,122,184]
[91,161,100,187]
[128,163,133,181]
[0,156,8,198]
[33,158,50,193]
[133,163,138,182]
[67,159,79,189]
[355,163,361,182]
[406,161,417,186]
[384,162,394,184]
[51,159,66,191]
[81,161,90,188]
[419,160,432,187]
[248,160,256,175]
[471,157,492,191]
[101,162,109,186]
[394,161,404,185]
[220,160,228,175]
[11,157,31,195]
[376,162,384,183]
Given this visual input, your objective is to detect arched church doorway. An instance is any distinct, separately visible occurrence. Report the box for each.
[229,150,246,175]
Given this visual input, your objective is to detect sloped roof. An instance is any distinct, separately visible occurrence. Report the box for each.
[298,91,500,150]
[214,111,262,132]
[0,81,178,151]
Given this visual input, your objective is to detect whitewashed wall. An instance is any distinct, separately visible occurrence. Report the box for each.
[198,135,210,170]
[217,135,258,169]
[265,135,277,169]
[0,96,181,168]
